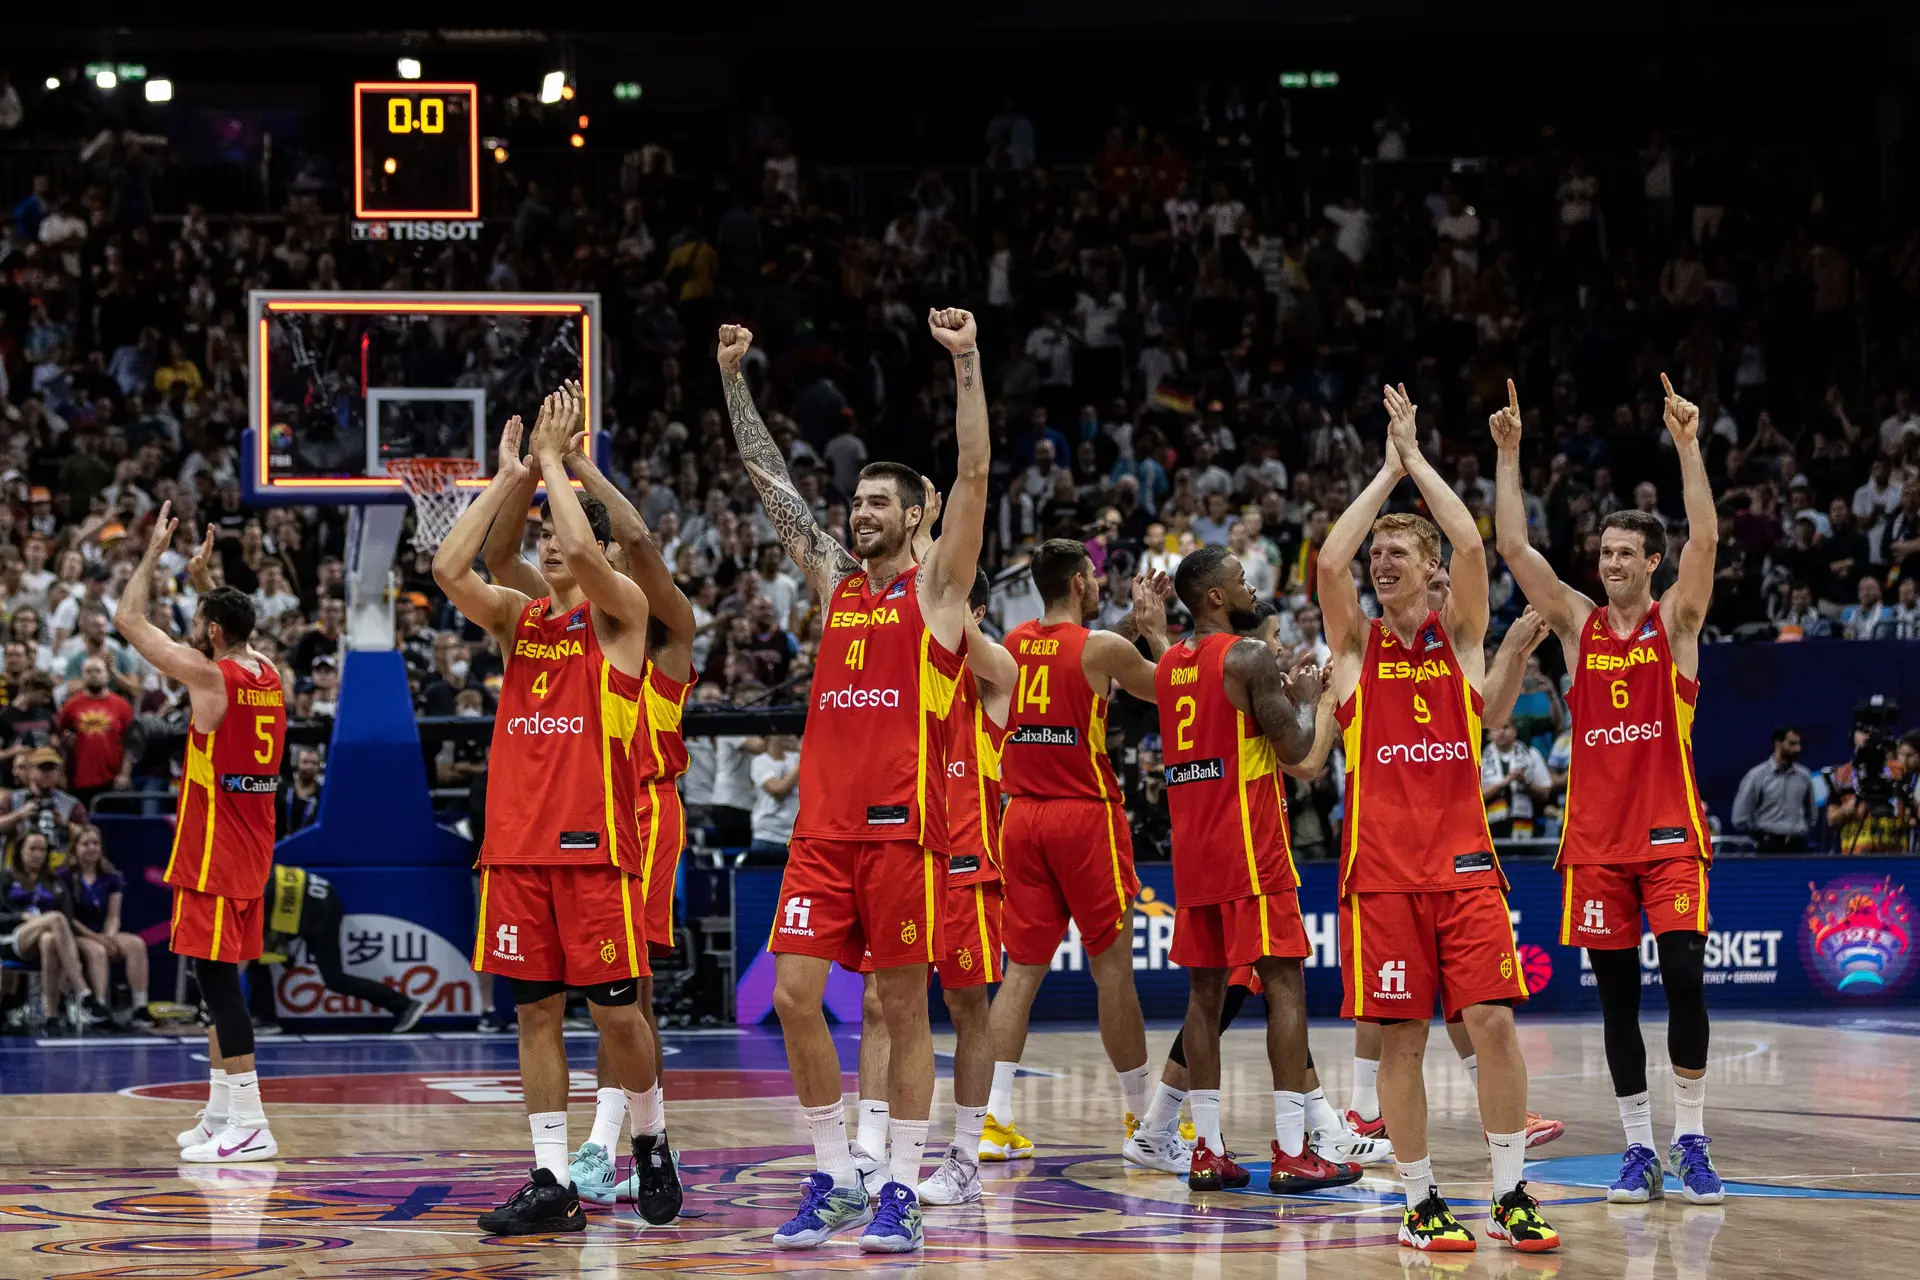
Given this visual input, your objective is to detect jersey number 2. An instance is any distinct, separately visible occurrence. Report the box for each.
[1175,695,1197,750]
[1017,663,1051,714]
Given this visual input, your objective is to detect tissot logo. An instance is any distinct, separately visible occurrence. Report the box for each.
[220,773,281,795]
[818,686,901,710]
[506,714,586,734]
[1165,758,1225,786]
[1584,720,1664,746]
[1374,739,1471,764]
[1010,725,1077,746]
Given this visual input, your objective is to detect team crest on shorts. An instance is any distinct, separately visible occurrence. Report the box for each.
[958,947,974,971]
[1499,954,1515,981]
[599,939,616,963]
[900,920,918,946]
[1674,892,1692,915]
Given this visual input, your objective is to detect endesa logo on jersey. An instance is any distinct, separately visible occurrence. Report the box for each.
[505,713,587,734]
[818,685,902,710]
[1584,719,1665,747]
[1374,738,1472,764]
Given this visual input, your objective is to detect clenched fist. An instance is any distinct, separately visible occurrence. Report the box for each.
[927,308,977,354]
[717,324,754,375]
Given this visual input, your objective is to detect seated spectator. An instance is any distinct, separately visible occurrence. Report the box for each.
[58,825,152,1025]
[0,747,84,863]
[1840,576,1892,639]
[1771,581,1833,639]
[0,830,106,1031]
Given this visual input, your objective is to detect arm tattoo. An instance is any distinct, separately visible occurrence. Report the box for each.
[957,350,977,392]
[724,370,857,590]
[1234,642,1316,763]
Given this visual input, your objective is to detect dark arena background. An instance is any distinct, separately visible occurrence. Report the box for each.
[2,8,1919,1277]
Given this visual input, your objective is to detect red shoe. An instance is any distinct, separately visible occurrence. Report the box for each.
[1187,1138,1250,1192]
[1523,1112,1565,1149]
[1346,1109,1388,1140]
[1267,1141,1364,1195]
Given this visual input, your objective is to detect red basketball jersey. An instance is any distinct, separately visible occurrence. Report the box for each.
[482,597,643,867]
[1155,632,1299,906]
[1001,620,1123,802]
[1336,611,1503,894]
[627,661,694,879]
[166,657,286,900]
[795,566,966,850]
[1557,602,1712,868]
[946,668,1013,887]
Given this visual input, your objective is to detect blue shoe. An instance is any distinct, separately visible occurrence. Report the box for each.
[1668,1135,1725,1204]
[772,1171,873,1250]
[568,1142,618,1206]
[1607,1143,1665,1204]
[859,1181,924,1253]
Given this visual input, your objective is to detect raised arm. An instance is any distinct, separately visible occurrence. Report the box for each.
[480,411,546,599]
[1388,382,1488,656]
[1124,569,1174,659]
[1660,372,1718,642]
[1490,379,1591,633]
[114,502,224,704]
[964,619,1018,696]
[1481,607,1551,728]
[1278,684,1339,778]
[185,523,217,594]
[530,386,650,629]
[922,309,989,606]
[1316,451,1404,656]
[432,417,538,642]
[1226,640,1320,766]
[1085,629,1161,702]
[717,325,857,597]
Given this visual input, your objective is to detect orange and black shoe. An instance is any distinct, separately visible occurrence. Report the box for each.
[1267,1141,1364,1195]
[1346,1109,1389,1141]
[1398,1186,1476,1252]
[1187,1139,1251,1192]
[1487,1181,1560,1253]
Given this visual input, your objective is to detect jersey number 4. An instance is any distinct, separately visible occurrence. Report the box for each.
[1016,663,1051,714]
[530,670,551,699]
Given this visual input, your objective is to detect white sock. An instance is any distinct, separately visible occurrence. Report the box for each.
[856,1098,890,1159]
[133,988,149,1006]
[1397,1154,1435,1208]
[587,1087,627,1151]
[1117,1062,1152,1120]
[1304,1086,1341,1136]
[651,1082,666,1124]
[1190,1088,1223,1154]
[1351,1056,1380,1119]
[1273,1090,1306,1157]
[530,1111,569,1185]
[1142,1082,1187,1136]
[206,1068,231,1121]
[627,1085,664,1136]
[988,1061,1017,1124]
[952,1104,988,1167]
[888,1116,930,1188]
[1673,1073,1706,1144]
[1487,1129,1526,1199]
[76,985,94,1000]
[1459,1054,1479,1091]
[225,1069,266,1126]
[1619,1090,1655,1150]
[803,1101,858,1186]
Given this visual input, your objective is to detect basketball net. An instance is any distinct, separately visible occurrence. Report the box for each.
[386,457,483,550]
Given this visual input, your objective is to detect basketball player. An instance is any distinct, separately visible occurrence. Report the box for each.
[982,538,1169,1164]
[479,405,697,1209]
[1491,375,1723,1205]
[1320,384,1557,1253]
[1153,545,1359,1195]
[117,503,284,1164]
[432,387,679,1234]
[719,311,988,1254]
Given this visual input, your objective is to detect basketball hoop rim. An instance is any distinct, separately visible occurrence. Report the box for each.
[386,456,484,495]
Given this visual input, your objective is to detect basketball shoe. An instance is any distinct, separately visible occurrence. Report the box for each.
[1346,1109,1389,1140]
[1524,1111,1565,1148]
[1267,1141,1363,1195]
[1487,1181,1560,1252]
[918,1148,984,1205]
[630,1133,683,1224]
[1314,1122,1394,1165]
[181,1122,276,1164]
[1187,1139,1250,1192]
[177,1111,224,1149]
[849,1140,887,1197]
[1606,1143,1665,1203]
[1399,1186,1475,1252]
[1122,1126,1193,1173]
[772,1171,873,1249]
[978,1113,1033,1161]
[1668,1135,1725,1204]
[567,1142,620,1205]
[859,1182,924,1253]
[477,1167,584,1236]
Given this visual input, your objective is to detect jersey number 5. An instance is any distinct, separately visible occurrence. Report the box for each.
[253,714,276,764]
[1016,663,1051,714]
[1174,695,1197,750]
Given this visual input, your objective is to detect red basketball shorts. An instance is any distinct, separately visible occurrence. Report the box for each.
[1001,796,1139,965]
[634,784,688,952]
[940,880,1004,989]
[770,838,945,971]
[1561,856,1709,948]
[170,888,262,964]
[1340,886,1528,1022]
[472,864,651,985]
[1172,890,1309,970]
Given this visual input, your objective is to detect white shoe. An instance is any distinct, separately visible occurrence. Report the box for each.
[181,1122,277,1163]
[849,1140,887,1199]
[917,1149,983,1205]
[177,1112,225,1149]
[1313,1126,1394,1166]
[1122,1128,1193,1174]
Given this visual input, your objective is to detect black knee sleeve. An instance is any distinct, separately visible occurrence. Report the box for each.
[509,978,567,1006]
[196,960,254,1059]
[582,979,639,1007]
[1588,947,1647,1096]
[1169,982,1253,1069]
[1657,931,1710,1072]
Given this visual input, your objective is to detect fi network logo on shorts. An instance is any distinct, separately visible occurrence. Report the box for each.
[781,897,815,937]
[1374,959,1411,999]
[492,924,522,961]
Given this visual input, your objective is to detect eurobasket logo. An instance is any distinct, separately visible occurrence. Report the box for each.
[1803,874,1914,996]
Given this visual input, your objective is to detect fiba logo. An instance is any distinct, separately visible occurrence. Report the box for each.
[1803,874,1914,996]
[1583,899,1606,931]
[1376,960,1408,996]
[781,897,814,936]
[493,924,520,961]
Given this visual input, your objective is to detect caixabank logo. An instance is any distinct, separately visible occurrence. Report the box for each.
[1803,874,1913,996]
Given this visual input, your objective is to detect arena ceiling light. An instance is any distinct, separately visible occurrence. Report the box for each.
[43,76,59,90]
[539,70,566,104]
[95,69,117,90]
[145,78,173,103]
[397,58,422,80]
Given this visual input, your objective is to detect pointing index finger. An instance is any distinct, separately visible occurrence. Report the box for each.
[1660,372,1675,398]
[1507,378,1519,414]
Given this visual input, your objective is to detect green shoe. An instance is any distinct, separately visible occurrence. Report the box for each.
[568,1142,618,1206]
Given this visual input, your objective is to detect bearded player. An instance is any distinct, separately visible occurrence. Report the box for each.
[720,311,988,1254]
[1492,374,1722,1205]
[118,503,284,1163]
[1320,384,1557,1253]
[981,539,1170,1164]
[1153,545,1359,1195]
[479,401,698,1209]
[433,387,679,1235]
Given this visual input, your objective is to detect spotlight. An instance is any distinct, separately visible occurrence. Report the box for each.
[560,85,574,101]
[397,58,422,80]
[577,114,589,129]
[95,70,117,90]
[493,146,509,163]
[539,71,565,104]
[569,133,584,148]
[383,157,397,174]
[145,79,173,103]
[44,76,59,90]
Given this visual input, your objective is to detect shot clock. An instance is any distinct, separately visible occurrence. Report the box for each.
[352,82,479,222]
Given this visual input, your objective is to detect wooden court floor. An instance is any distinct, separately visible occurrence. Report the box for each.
[2,1016,1916,1278]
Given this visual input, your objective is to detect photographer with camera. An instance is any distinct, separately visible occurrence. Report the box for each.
[1822,696,1913,854]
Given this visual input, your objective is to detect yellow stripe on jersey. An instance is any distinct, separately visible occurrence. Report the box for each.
[974,705,998,865]
[599,661,641,867]
[1087,698,1111,800]
[1340,686,1365,886]
[194,729,219,890]
[915,631,964,846]
[1459,673,1498,853]
[1671,665,1712,857]
[637,677,684,897]
[1104,797,1129,924]
[1236,710,1275,896]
